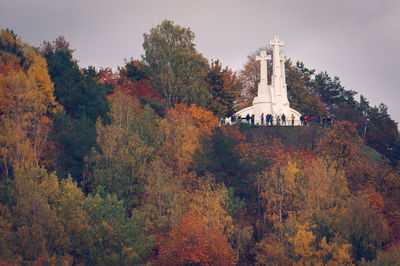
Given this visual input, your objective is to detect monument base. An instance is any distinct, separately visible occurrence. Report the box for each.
[232,101,302,126]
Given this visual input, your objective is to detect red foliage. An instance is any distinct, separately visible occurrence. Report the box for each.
[155,211,237,265]
[99,67,164,104]
[365,189,385,216]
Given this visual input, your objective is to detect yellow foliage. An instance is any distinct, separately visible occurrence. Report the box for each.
[0,42,61,170]
[189,178,234,237]
[141,157,189,233]
[293,222,315,261]
[298,158,349,215]
[291,222,352,265]
[26,49,61,115]
[258,160,299,239]
[159,104,217,172]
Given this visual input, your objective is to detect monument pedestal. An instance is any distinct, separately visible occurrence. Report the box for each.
[253,96,273,124]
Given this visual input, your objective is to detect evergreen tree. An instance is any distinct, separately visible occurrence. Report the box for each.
[206,60,238,118]
[42,37,109,182]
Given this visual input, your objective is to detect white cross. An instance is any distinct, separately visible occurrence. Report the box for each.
[280,52,286,61]
[256,50,271,62]
[256,50,271,84]
[269,36,284,47]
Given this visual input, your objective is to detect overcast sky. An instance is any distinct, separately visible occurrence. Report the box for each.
[1,0,399,123]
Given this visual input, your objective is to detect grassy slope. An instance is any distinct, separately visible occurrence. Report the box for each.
[236,123,384,162]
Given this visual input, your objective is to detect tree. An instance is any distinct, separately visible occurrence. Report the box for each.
[43,37,110,181]
[8,166,67,263]
[192,126,256,200]
[83,191,153,265]
[317,121,363,169]
[158,103,217,173]
[143,20,209,107]
[297,157,349,214]
[156,210,237,265]
[286,61,327,116]
[338,195,388,262]
[366,103,399,165]
[119,59,149,81]
[206,60,239,118]
[188,177,234,237]
[57,176,90,260]
[315,71,357,107]
[258,159,299,241]
[254,235,291,265]
[235,48,268,110]
[140,156,189,234]
[289,222,352,265]
[0,30,60,176]
[84,91,155,210]
[100,60,165,107]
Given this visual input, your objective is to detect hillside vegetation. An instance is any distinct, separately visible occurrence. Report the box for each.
[0,21,399,265]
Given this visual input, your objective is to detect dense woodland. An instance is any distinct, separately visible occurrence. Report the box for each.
[0,20,399,265]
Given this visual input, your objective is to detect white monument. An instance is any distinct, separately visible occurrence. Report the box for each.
[234,36,301,125]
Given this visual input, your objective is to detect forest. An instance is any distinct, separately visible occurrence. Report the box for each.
[0,20,399,265]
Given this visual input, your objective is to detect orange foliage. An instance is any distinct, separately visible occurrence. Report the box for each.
[159,104,217,172]
[156,211,237,265]
[188,104,219,134]
[364,189,385,216]
[317,121,363,169]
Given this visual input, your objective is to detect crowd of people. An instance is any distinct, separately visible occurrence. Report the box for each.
[221,113,335,127]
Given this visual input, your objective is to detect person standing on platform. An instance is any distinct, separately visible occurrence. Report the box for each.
[282,114,286,125]
[261,113,264,126]
[276,115,280,126]
[246,114,250,124]
[291,113,295,126]
[231,114,236,124]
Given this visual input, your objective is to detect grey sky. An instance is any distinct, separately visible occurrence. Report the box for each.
[1,0,399,123]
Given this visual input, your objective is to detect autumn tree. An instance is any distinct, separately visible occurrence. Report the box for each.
[317,121,363,169]
[156,210,237,265]
[100,59,165,114]
[158,103,218,173]
[257,159,299,241]
[188,177,234,237]
[143,20,209,107]
[6,166,67,263]
[337,195,388,262]
[141,156,189,234]
[84,91,155,210]
[235,48,267,110]
[253,235,291,265]
[0,29,60,176]
[296,157,349,215]
[289,222,352,265]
